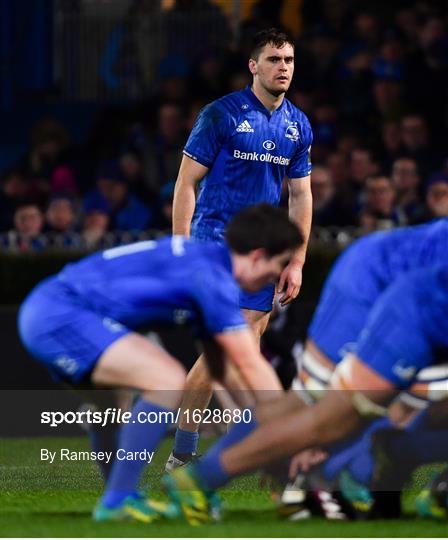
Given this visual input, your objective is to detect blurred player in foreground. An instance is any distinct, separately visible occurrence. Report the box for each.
[18,205,301,523]
[167,27,313,469]
[163,251,448,525]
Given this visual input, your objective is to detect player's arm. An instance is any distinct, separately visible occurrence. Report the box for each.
[213,328,283,402]
[221,354,397,476]
[172,155,209,237]
[278,174,312,305]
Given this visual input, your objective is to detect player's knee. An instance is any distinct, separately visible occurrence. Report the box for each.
[166,363,187,392]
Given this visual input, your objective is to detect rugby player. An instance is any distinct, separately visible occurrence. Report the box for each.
[167,27,313,468]
[18,205,301,523]
[164,239,448,524]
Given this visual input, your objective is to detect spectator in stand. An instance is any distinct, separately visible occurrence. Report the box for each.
[142,103,187,192]
[9,201,46,251]
[50,165,79,197]
[85,160,152,232]
[326,151,349,188]
[400,113,442,180]
[405,16,448,138]
[379,120,404,172]
[45,195,78,234]
[359,175,404,233]
[311,103,339,163]
[189,53,226,102]
[119,151,157,204]
[20,119,73,206]
[153,180,176,231]
[391,157,424,223]
[421,176,448,222]
[310,165,337,227]
[328,147,379,226]
[0,170,30,231]
[81,197,111,249]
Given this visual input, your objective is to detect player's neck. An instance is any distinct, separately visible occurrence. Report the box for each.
[251,83,285,113]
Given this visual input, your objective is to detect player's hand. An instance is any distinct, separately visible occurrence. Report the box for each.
[288,448,328,479]
[277,263,302,306]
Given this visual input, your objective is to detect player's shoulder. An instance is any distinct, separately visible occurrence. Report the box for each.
[207,89,249,116]
[282,97,312,129]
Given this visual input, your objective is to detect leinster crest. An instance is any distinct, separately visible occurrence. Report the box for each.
[285,122,299,142]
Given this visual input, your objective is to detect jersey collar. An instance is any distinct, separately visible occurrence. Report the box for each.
[243,85,286,116]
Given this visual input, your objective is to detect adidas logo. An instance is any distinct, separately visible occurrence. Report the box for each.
[236,120,254,133]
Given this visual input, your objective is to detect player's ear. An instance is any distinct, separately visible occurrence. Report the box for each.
[248,58,257,75]
[249,247,267,264]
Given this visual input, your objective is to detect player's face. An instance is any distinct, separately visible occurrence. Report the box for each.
[250,43,294,97]
[242,249,293,292]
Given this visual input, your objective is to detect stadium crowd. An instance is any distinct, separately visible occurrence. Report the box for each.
[1,0,448,251]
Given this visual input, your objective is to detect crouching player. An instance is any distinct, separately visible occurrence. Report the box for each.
[279,219,448,518]
[164,264,448,524]
[18,205,301,523]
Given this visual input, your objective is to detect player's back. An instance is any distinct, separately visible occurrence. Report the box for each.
[58,236,235,328]
[330,219,448,300]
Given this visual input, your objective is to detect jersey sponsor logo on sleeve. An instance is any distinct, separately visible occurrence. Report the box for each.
[233,149,290,165]
[236,120,254,133]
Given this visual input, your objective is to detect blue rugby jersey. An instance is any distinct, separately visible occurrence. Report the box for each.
[184,86,313,240]
[328,218,448,302]
[57,237,247,336]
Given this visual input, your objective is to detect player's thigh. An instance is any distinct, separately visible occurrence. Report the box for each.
[355,277,434,390]
[19,278,131,384]
[241,308,271,339]
[92,333,186,393]
[308,283,372,364]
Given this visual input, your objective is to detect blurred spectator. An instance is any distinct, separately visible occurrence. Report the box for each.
[379,120,404,171]
[423,176,448,221]
[153,180,176,231]
[50,166,79,196]
[401,113,442,180]
[326,151,350,187]
[85,160,152,231]
[45,195,78,234]
[390,157,424,223]
[82,197,111,249]
[9,202,46,251]
[359,175,404,232]
[142,103,186,192]
[119,151,156,203]
[190,53,226,102]
[405,16,448,136]
[312,103,339,162]
[0,170,30,231]
[20,119,74,204]
[310,165,337,227]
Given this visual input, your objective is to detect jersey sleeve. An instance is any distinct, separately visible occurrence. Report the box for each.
[286,114,313,179]
[190,264,247,336]
[183,102,232,168]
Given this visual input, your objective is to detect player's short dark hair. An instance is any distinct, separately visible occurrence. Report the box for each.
[225,204,303,256]
[250,28,295,60]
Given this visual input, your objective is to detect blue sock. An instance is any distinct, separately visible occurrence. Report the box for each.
[174,428,199,455]
[324,418,391,484]
[102,399,171,508]
[195,416,258,490]
[87,423,119,480]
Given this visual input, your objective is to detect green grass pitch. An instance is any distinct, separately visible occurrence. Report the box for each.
[0,436,446,537]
